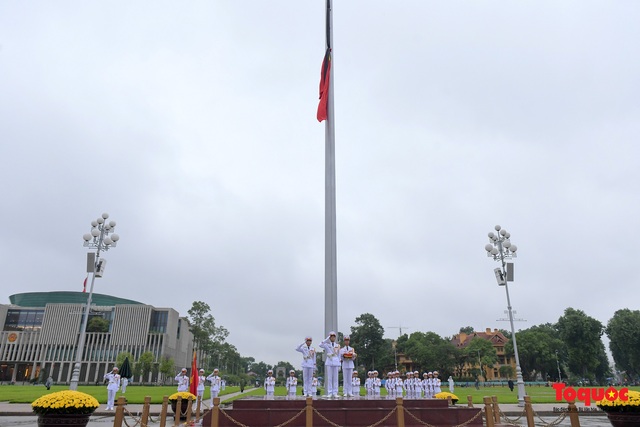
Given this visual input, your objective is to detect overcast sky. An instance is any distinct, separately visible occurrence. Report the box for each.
[1,1,639,367]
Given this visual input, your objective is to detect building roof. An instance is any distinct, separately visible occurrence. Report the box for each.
[451,328,508,348]
[9,291,143,307]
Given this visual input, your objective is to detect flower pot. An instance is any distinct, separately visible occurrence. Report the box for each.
[606,412,640,427]
[170,400,191,420]
[37,413,91,427]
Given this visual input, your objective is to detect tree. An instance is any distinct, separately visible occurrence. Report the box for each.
[505,324,564,381]
[556,307,608,382]
[188,301,229,367]
[349,313,386,371]
[606,308,640,380]
[134,351,155,383]
[87,316,109,332]
[116,352,134,367]
[459,326,474,335]
[464,338,498,380]
[396,331,459,377]
[159,356,175,384]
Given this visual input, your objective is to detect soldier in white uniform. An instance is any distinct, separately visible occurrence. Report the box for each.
[320,332,341,397]
[175,368,189,392]
[197,369,206,401]
[207,368,222,405]
[385,372,394,398]
[286,370,298,397]
[404,371,414,398]
[395,371,404,397]
[414,371,423,398]
[352,372,361,396]
[365,371,373,397]
[423,372,433,398]
[264,369,276,399]
[339,336,357,397]
[311,373,318,396]
[104,366,121,410]
[373,371,381,397]
[295,336,316,397]
[433,371,442,394]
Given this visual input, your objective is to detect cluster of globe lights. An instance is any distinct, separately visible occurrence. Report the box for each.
[82,213,119,248]
[485,225,517,257]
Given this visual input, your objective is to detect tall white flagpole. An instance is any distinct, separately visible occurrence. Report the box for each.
[324,0,338,338]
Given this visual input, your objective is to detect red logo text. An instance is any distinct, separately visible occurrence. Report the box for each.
[552,383,628,406]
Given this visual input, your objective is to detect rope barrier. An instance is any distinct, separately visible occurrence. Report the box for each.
[312,405,397,427]
[219,405,306,427]
[403,406,483,427]
[532,409,568,427]
[496,406,526,425]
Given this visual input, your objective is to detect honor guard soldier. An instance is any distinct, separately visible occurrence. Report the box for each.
[414,371,423,398]
[175,368,189,392]
[295,336,316,397]
[339,335,357,397]
[286,370,298,397]
[373,371,381,397]
[433,371,442,394]
[197,369,206,401]
[264,369,276,399]
[405,371,414,398]
[104,366,120,410]
[395,371,404,397]
[352,372,361,396]
[207,368,222,405]
[311,373,318,396]
[320,332,341,397]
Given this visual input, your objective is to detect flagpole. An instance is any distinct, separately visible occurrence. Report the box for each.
[324,0,338,338]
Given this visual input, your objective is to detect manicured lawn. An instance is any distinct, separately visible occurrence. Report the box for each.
[0,384,241,404]
[2,384,638,406]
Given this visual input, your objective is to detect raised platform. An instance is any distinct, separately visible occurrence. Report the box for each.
[202,397,483,427]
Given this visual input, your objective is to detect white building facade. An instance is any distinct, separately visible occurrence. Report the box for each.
[0,292,193,384]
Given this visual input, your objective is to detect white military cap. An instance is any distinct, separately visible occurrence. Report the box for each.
[199,369,205,373]
[305,336,312,340]
[290,370,295,373]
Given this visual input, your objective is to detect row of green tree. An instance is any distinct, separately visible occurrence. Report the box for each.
[124,302,639,386]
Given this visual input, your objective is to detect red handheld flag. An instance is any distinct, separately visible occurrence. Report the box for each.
[317,48,331,122]
[189,351,198,396]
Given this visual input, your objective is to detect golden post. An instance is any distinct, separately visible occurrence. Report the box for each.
[483,396,495,427]
[491,395,500,424]
[159,396,168,427]
[524,395,534,427]
[396,397,405,427]
[567,400,581,427]
[114,396,126,427]
[306,396,313,427]
[141,396,151,427]
[212,397,221,427]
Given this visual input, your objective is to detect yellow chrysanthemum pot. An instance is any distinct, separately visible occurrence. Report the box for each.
[32,390,99,427]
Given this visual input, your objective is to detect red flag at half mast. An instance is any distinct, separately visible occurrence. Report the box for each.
[83,276,88,293]
[317,47,331,122]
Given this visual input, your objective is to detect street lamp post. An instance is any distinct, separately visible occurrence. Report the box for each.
[484,224,526,406]
[69,213,120,390]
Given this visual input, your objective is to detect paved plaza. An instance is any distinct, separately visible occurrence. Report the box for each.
[0,397,613,427]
